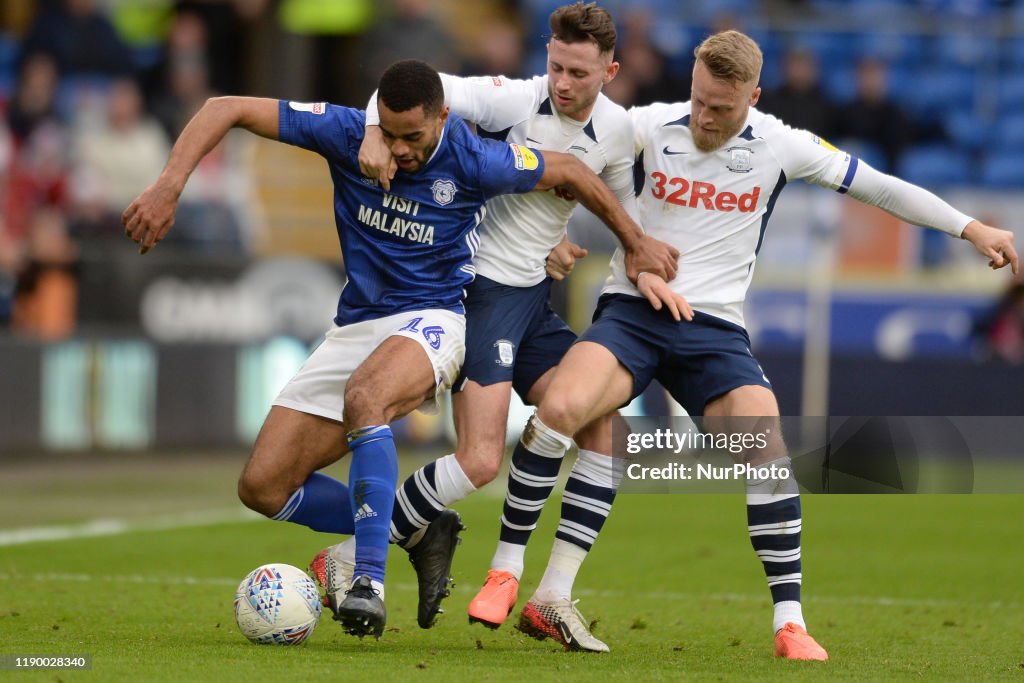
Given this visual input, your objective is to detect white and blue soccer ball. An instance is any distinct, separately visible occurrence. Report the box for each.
[234,563,322,645]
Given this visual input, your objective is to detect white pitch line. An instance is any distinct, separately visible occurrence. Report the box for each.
[0,571,1014,611]
[0,571,240,587]
[0,508,262,547]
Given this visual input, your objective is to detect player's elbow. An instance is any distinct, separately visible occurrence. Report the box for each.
[201,96,257,129]
[538,152,585,191]
[202,95,233,115]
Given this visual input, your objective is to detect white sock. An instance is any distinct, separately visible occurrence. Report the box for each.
[489,541,526,580]
[524,413,574,456]
[391,454,476,548]
[433,452,477,505]
[369,578,385,601]
[745,455,798,502]
[773,600,805,633]
[573,448,619,488]
[533,539,587,602]
[402,454,475,549]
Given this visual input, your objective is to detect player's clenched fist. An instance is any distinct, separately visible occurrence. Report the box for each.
[545,237,588,281]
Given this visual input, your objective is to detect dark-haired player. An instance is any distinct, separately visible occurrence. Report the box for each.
[123,58,680,639]
[315,2,679,651]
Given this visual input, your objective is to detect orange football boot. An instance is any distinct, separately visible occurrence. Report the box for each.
[774,622,829,661]
[467,569,519,629]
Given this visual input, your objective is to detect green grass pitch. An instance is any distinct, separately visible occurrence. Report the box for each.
[1,452,1022,681]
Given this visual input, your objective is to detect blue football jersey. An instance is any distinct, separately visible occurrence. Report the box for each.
[277,101,545,326]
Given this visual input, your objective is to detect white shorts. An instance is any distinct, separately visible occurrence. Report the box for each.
[273,308,465,420]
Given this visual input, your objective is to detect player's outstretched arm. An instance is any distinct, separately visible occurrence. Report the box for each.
[535,151,679,282]
[842,161,1019,275]
[636,272,694,322]
[545,234,588,281]
[961,220,1019,274]
[123,96,280,254]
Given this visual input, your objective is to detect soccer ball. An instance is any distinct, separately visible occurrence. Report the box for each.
[234,563,322,645]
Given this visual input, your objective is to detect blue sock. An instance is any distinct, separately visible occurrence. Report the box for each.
[347,425,399,585]
[271,472,354,534]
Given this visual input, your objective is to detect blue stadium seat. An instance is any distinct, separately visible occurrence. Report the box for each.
[895,145,973,187]
[843,0,917,22]
[943,110,992,152]
[933,31,999,68]
[787,31,858,70]
[808,0,915,10]
[687,0,759,22]
[897,69,977,121]
[978,151,1024,188]
[918,0,1000,19]
[822,61,914,105]
[821,64,858,103]
[995,74,1024,109]
[1012,3,1024,32]
[857,31,929,66]
[1000,36,1024,69]
[991,113,1024,149]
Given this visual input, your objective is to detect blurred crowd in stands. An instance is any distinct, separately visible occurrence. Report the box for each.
[0,0,1021,361]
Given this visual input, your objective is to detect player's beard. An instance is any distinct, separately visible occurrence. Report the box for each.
[400,138,440,173]
[689,118,743,152]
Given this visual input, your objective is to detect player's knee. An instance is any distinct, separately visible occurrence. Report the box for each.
[237,468,286,517]
[455,448,503,487]
[537,394,587,437]
[342,382,382,427]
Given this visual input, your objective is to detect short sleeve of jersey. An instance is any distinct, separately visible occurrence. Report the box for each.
[439,73,542,133]
[761,114,856,191]
[475,139,545,200]
[364,75,541,132]
[278,100,363,161]
[629,103,675,157]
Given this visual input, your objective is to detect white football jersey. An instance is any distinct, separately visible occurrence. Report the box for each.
[438,74,636,287]
[605,103,858,328]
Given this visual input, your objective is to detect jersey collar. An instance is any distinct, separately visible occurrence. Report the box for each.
[420,116,449,170]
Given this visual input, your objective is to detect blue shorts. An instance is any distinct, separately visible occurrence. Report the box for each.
[578,294,772,416]
[454,275,576,403]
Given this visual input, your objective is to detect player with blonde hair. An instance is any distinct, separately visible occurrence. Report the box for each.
[500,28,1017,659]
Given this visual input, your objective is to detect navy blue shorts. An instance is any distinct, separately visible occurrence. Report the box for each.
[454,275,577,403]
[578,294,772,416]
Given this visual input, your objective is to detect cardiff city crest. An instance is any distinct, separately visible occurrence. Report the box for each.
[432,179,457,205]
